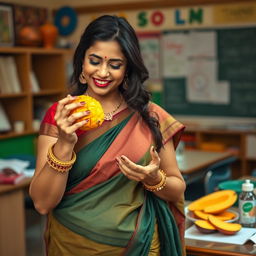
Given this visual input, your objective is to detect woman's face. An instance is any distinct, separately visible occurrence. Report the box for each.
[82,40,127,99]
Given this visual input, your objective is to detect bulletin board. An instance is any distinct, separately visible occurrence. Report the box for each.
[163,27,256,117]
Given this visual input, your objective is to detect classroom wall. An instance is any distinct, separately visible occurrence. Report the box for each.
[2,0,57,9]
[62,1,256,127]
[57,0,151,7]
[3,0,256,128]
[2,0,151,9]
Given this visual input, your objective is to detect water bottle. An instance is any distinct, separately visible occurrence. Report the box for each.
[239,179,256,228]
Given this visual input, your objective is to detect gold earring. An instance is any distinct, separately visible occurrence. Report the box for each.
[123,75,128,89]
[79,71,86,84]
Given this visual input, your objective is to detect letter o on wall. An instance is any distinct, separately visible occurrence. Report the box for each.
[151,11,164,26]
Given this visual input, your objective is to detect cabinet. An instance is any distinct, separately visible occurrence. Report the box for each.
[0,47,70,140]
[182,128,256,177]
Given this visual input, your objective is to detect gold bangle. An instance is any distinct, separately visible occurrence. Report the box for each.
[47,157,72,172]
[48,144,76,166]
[47,143,76,172]
[143,169,167,192]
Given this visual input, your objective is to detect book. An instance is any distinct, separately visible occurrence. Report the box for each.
[3,57,16,93]
[30,71,40,93]
[0,103,11,132]
[0,57,12,94]
[0,168,26,185]
[0,60,5,94]
[5,56,21,93]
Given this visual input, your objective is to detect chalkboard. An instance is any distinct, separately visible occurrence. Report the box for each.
[163,27,256,117]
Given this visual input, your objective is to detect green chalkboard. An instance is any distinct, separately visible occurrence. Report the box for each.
[163,27,256,117]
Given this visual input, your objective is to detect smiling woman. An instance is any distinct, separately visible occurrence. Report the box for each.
[29,15,186,256]
[80,40,127,104]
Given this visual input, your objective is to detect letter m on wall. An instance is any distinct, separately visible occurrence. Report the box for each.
[189,8,203,24]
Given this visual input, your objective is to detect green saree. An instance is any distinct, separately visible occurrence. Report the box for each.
[40,102,186,256]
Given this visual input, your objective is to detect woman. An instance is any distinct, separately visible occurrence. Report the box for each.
[29,15,186,256]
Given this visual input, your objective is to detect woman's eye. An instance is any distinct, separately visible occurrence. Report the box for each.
[110,64,122,70]
[89,59,99,65]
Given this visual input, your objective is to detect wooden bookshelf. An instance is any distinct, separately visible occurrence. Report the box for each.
[0,47,69,139]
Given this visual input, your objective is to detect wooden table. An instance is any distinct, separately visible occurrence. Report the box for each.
[178,150,234,174]
[185,200,256,256]
[177,150,235,184]
[0,178,31,256]
[186,238,256,256]
[185,214,256,256]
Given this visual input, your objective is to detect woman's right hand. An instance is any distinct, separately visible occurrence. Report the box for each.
[54,94,89,145]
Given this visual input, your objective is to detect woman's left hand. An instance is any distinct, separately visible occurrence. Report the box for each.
[116,146,162,185]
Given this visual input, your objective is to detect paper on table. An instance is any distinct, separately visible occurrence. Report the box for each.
[0,159,29,174]
[249,233,256,244]
[185,225,256,245]
[23,169,35,178]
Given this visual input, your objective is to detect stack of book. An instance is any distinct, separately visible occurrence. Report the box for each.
[0,158,31,185]
[0,168,26,185]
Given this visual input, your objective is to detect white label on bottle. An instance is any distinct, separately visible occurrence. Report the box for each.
[239,199,256,224]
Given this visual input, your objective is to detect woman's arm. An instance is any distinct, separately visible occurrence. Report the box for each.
[116,139,186,202]
[29,135,74,215]
[154,139,186,202]
[29,95,88,215]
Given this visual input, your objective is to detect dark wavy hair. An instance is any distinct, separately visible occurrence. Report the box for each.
[70,15,163,151]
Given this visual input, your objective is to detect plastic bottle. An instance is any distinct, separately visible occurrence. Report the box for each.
[239,179,256,228]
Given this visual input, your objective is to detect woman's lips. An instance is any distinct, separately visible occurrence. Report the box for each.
[93,78,112,87]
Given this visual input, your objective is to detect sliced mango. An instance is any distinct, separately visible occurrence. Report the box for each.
[208,215,241,235]
[188,190,237,214]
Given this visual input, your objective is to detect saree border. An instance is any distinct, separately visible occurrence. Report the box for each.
[66,111,152,195]
[74,107,133,152]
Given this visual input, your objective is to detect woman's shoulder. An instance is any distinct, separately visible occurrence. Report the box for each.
[41,102,58,125]
[148,101,185,129]
[148,102,185,147]
[40,101,86,137]
[148,102,172,119]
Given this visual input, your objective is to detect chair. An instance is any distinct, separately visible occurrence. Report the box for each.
[204,156,237,194]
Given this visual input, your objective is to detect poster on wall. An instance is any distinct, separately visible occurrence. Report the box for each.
[188,31,217,58]
[138,33,163,105]
[138,33,161,80]
[187,58,218,103]
[187,70,230,105]
[161,32,189,78]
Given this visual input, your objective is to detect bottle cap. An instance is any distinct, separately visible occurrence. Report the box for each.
[242,179,254,192]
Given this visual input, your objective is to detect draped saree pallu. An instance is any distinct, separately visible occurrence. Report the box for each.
[40,102,186,256]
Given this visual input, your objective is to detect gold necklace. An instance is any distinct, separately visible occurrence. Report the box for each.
[85,91,123,121]
[104,98,123,121]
